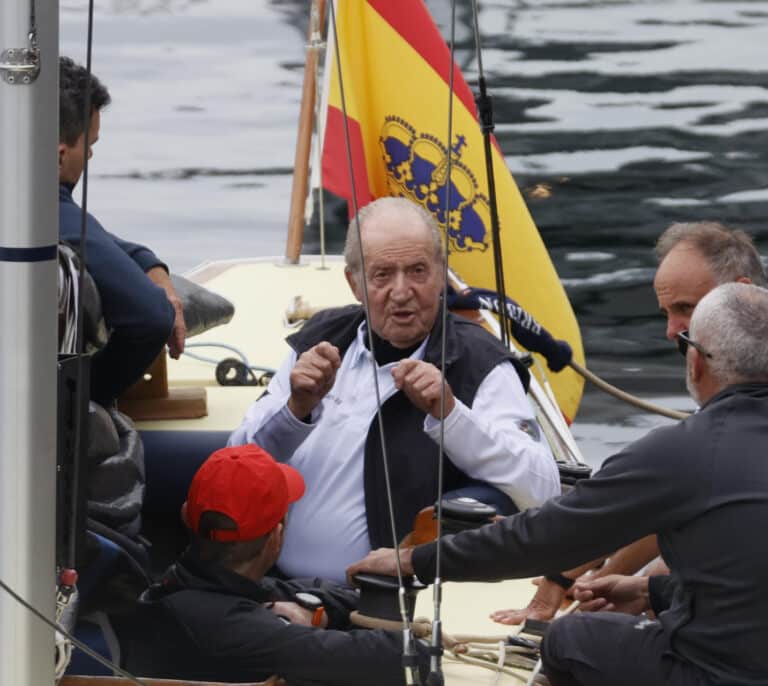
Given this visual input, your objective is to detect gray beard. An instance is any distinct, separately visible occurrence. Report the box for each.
[686,362,702,407]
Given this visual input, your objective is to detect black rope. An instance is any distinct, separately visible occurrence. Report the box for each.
[28,0,38,47]
[470,0,510,348]
[0,577,149,686]
[327,2,420,683]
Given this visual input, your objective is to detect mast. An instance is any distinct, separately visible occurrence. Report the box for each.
[0,0,59,683]
[284,0,326,264]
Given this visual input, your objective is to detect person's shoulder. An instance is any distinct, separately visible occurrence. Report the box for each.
[448,312,508,350]
[602,416,698,474]
[163,587,282,633]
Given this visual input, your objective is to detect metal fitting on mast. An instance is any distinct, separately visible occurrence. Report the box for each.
[0,0,40,85]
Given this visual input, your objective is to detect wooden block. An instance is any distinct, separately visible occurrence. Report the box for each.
[117,352,209,421]
[121,354,170,401]
[118,386,208,421]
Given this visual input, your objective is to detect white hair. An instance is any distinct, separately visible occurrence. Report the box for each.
[343,197,444,281]
[690,282,768,386]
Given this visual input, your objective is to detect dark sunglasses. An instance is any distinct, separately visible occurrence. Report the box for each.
[676,331,713,359]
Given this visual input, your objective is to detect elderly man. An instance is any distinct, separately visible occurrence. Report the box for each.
[350,281,768,686]
[229,196,559,582]
[491,219,767,626]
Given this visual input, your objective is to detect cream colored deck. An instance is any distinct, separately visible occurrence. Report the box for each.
[137,256,355,431]
[138,256,544,684]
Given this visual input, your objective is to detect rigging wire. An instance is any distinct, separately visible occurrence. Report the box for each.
[427,1,460,683]
[327,2,420,682]
[310,0,328,270]
[0,577,149,686]
[68,0,97,581]
[470,0,511,349]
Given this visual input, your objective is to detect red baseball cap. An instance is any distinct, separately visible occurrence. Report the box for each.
[185,445,305,542]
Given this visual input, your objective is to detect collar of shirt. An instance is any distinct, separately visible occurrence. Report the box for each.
[347,321,430,369]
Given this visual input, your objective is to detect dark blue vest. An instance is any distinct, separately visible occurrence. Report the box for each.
[287,305,527,548]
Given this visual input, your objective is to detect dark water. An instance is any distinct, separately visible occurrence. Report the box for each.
[60,0,768,465]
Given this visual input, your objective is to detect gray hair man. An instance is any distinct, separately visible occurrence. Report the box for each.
[229,196,559,583]
[654,221,766,341]
[350,282,768,686]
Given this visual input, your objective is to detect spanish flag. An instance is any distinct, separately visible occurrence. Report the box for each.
[321,0,585,421]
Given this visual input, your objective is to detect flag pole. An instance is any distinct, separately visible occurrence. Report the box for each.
[285,0,326,264]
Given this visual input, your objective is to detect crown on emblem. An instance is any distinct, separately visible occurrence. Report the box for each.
[379,115,490,253]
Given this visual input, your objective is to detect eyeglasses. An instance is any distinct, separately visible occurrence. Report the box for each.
[676,331,713,359]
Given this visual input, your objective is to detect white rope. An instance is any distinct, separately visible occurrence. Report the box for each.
[53,584,78,681]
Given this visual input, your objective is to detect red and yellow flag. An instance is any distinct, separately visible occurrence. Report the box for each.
[321,0,585,421]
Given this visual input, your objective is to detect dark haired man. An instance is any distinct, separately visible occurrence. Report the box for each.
[126,444,429,686]
[59,56,185,405]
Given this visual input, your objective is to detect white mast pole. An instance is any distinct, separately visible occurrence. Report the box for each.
[0,0,59,683]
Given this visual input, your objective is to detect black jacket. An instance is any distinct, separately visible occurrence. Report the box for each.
[287,305,525,547]
[125,549,428,686]
[413,383,768,685]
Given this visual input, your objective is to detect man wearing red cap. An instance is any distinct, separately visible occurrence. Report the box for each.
[125,444,428,685]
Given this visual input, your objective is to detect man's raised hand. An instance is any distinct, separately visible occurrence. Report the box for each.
[287,342,341,420]
[391,359,455,419]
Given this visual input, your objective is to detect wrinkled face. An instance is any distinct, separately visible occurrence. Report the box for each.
[346,213,442,349]
[653,244,718,341]
[58,110,100,185]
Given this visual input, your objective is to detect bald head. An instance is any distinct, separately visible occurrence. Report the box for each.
[344,197,443,283]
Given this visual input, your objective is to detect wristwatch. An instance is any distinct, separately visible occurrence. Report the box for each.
[294,592,326,627]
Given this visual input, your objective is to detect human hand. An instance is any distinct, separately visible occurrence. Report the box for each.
[391,359,455,419]
[572,574,649,615]
[490,576,565,625]
[346,547,414,584]
[146,266,187,359]
[266,601,326,628]
[287,342,341,419]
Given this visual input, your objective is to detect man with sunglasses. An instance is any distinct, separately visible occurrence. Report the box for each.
[491,220,767,627]
[350,281,768,686]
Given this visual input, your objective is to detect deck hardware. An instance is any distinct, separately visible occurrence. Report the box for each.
[0,47,40,85]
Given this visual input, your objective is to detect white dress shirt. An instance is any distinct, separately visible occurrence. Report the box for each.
[228,323,559,583]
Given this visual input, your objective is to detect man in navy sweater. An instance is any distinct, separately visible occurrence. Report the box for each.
[58,56,185,405]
